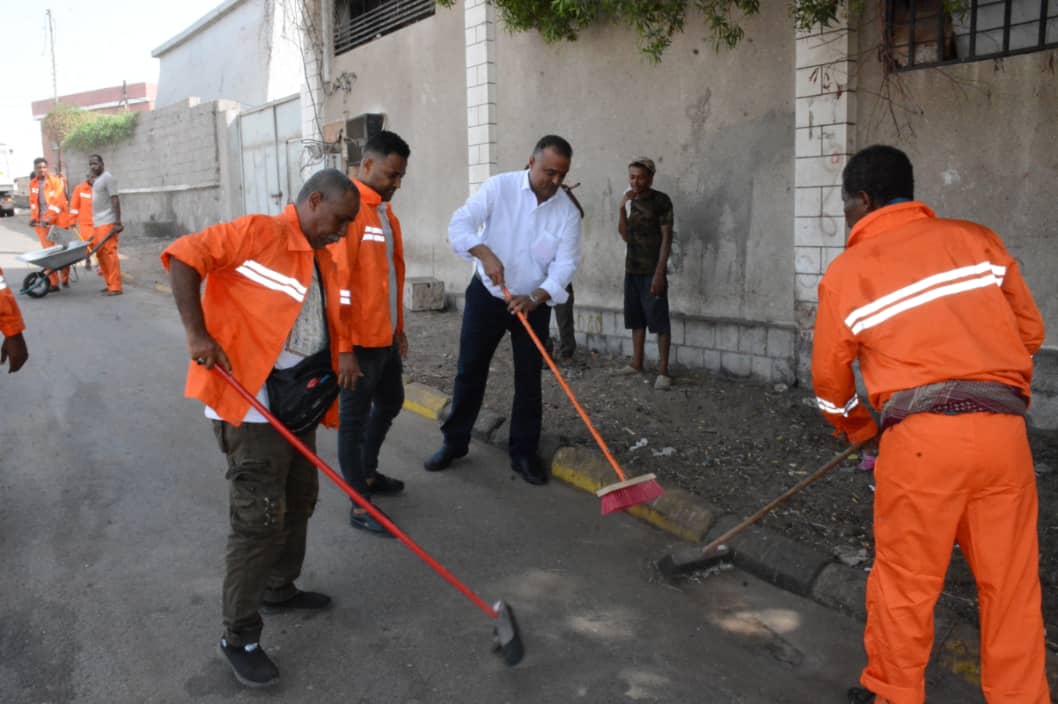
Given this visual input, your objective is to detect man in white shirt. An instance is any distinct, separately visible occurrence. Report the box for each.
[425,135,581,485]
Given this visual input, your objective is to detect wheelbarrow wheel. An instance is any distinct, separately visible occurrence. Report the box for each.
[22,272,50,298]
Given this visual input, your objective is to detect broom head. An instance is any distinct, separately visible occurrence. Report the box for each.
[596,473,663,515]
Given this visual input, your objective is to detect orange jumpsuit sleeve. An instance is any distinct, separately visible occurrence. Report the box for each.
[161,219,254,276]
[334,221,362,352]
[811,280,879,444]
[0,267,27,337]
[995,251,1045,356]
[69,186,81,219]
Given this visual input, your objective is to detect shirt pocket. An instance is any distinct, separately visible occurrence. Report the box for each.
[531,228,561,266]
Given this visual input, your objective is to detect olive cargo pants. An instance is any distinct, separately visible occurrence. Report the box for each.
[213,420,319,646]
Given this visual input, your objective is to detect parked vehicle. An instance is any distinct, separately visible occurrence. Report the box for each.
[0,143,15,216]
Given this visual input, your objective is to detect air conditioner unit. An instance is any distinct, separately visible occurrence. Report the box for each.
[345,113,385,166]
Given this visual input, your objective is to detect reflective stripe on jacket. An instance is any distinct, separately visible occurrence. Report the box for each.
[29,174,68,225]
[330,179,405,350]
[0,266,26,337]
[69,182,93,228]
[811,201,1045,442]
[160,204,349,426]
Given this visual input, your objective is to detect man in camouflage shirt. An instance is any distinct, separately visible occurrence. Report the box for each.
[616,157,674,389]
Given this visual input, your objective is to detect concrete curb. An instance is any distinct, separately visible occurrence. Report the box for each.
[403,382,450,421]
[398,383,717,544]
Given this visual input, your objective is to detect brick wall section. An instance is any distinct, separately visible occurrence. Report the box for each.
[464,0,496,193]
[793,19,857,382]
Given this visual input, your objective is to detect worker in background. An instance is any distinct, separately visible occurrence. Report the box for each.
[27,157,69,291]
[69,173,96,270]
[161,169,361,689]
[1,265,29,373]
[88,155,123,296]
[812,145,1049,704]
[330,130,410,535]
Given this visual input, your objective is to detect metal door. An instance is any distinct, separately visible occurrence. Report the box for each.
[239,95,304,216]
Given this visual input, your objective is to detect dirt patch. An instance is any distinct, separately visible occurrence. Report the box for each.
[403,307,1058,639]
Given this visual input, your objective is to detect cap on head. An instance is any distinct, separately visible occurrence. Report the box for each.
[629,157,655,175]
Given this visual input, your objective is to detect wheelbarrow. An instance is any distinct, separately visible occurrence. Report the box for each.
[17,226,119,298]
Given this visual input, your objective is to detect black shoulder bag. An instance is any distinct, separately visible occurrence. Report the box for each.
[265,266,339,434]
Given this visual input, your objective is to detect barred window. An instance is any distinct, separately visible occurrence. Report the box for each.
[885,0,1058,70]
[334,0,435,56]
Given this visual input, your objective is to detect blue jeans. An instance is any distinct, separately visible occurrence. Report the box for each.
[337,341,404,494]
[442,277,552,459]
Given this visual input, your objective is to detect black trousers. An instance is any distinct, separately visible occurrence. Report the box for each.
[442,277,551,458]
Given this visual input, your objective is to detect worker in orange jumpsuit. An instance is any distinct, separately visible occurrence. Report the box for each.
[812,145,1049,704]
[87,155,123,295]
[1,265,29,373]
[162,168,360,689]
[28,157,70,290]
[68,173,96,270]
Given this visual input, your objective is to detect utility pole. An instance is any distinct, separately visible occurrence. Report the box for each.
[45,9,62,175]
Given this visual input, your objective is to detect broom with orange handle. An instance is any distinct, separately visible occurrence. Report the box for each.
[502,285,663,514]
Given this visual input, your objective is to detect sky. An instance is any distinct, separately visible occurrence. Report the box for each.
[0,0,224,173]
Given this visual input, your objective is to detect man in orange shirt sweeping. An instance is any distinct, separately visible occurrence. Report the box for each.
[28,157,70,291]
[1,265,29,373]
[812,145,1049,704]
[162,168,360,689]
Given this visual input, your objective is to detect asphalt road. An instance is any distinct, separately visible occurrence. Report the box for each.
[0,219,978,703]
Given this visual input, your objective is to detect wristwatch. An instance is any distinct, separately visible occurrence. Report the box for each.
[528,292,539,304]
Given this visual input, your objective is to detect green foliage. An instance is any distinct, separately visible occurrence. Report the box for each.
[438,0,972,61]
[62,112,139,152]
[42,103,92,144]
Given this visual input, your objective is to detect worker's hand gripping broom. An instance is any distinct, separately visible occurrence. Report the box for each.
[502,286,663,514]
[210,364,524,666]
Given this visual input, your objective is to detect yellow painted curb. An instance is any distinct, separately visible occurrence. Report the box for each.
[403,382,450,420]
[552,446,715,542]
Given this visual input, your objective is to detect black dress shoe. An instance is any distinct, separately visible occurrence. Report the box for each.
[260,589,332,614]
[511,455,547,485]
[847,686,875,703]
[424,445,467,472]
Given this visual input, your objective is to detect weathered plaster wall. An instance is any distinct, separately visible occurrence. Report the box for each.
[493,10,796,326]
[325,7,467,284]
[856,33,1058,347]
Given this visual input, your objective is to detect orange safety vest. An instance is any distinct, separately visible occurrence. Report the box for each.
[329,179,405,350]
[0,265,26,337]
[160,204,350,426]
[69,181,94,228]
[29,174,68,226]
[812,201,1045,443]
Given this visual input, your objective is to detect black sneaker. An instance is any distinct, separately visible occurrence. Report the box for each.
[260,589,333,614]
[847,686,875,703]
[366,471,405,496]
[349,504,394,537]
[217,638,279,688]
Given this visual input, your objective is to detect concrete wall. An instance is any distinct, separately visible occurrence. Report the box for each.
[492,10,795,326]
[65,99,243,241]
[855,19,1058,427]
[155,0,301,110]
[324,5,468,283]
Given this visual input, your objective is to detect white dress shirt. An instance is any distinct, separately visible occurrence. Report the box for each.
[448,170,581,305]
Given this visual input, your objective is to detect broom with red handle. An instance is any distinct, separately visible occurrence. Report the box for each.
[210,364,525,665]
[502,286,663,514]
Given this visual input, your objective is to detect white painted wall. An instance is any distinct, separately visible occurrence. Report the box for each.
[154,0,303,110]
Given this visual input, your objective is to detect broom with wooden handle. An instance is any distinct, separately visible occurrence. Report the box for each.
[502,286,663,514]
